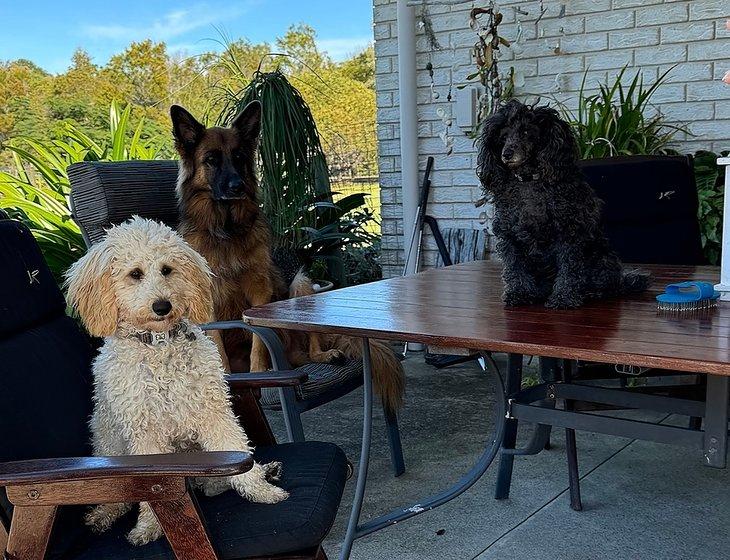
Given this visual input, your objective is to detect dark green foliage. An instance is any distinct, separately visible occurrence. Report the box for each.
[343,240,383,285]
[694,150,729,265]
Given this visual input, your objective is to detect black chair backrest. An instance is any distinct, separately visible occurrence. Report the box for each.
[578,155,705,265]
[68,160,180,246]
[0,218,94,464]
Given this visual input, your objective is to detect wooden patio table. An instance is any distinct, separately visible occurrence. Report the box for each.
[244,261,730,560]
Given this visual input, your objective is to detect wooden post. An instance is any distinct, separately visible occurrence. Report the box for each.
[715,157,730,300]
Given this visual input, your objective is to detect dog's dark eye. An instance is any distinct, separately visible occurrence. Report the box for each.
[129,268,143,280]
[161,265,172,276]
[204,152,220,166]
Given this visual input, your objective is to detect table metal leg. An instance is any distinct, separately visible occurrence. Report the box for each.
[340,338,374,560]
[562,360,582,511]
[495,353,523,500]
[704,374,729,468]
[339,347,507,559]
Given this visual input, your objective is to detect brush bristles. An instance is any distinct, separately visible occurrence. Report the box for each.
[657,299,719,314]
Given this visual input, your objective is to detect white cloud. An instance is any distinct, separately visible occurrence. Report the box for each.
[83,4,252,44]
[317,36,372,61]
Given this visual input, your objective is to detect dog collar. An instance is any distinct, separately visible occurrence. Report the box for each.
[130,322,196,346]
[515,172,538,182]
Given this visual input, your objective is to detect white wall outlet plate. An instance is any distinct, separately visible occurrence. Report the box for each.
[455,86,478,130]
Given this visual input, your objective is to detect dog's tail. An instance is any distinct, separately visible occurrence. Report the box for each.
[330,335,406,414]
[289,269,314,298]
[621,268,652,294]
[288,270,406,412]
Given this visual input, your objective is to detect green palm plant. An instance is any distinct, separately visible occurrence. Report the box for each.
[217,65,376,284]
[559,66,687,159]
[218,68,332,250]
[0,101,165,280]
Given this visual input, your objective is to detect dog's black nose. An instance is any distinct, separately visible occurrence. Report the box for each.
[227,177,244,194]
[152,299,172,316]
[502,147,515,160]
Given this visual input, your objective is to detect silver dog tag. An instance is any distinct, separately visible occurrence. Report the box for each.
[150,331,168,346]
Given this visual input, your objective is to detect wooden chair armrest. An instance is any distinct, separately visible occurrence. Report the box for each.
[0,451,252,486]
[227,371,308,389]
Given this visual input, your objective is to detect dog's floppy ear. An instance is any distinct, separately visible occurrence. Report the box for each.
[177,241,214,325]
[534,106,578,182]
[64,240,118,337]
[231,100,262,141]
[171,105,205,152]
[476,104,510,191]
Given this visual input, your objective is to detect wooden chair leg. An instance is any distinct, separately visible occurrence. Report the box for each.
[6,505,57,560]
[150,491,218,560]
[1,517,8,554]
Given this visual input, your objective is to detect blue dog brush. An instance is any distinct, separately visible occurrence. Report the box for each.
[656,281,720,312]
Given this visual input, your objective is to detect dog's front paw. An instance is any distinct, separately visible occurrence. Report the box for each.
[545,291,583,309]
[249,483,289,504]
[313,348,347,365]
[127,520,163,546]
[84,504,128,534]
[262,461,283,482]
[503,289,538,307]
[231,463,289,504]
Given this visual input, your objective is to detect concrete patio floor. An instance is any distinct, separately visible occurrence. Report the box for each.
[266,354,730,560]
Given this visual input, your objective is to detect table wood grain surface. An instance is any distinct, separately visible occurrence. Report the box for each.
[244,261,730,376]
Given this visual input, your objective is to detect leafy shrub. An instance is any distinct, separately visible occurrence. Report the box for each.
[342,240,383,285]
[694,150,729,265]
[560,66,687,159]
[0,101,164,280]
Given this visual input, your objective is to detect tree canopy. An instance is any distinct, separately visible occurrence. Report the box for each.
[0,25,376,173]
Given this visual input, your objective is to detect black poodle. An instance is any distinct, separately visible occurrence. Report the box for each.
[476,100,649,309]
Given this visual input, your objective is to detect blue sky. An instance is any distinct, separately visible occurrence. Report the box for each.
[0,0,374,74]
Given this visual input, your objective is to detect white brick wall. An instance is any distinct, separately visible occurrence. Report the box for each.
[374,0,730,277]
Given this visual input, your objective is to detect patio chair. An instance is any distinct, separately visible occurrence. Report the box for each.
[562,154,706,509]
[0,214,349,560]
[495,155,708,510]
[67,160,405,477]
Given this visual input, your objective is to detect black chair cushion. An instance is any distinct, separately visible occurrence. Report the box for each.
[0,219,95,532]
[52,442,348,560]
[0,218,68,338]
[68,161,180,245]
[0,219,94,464]
[578,155,705,265]
[0,315,94,463]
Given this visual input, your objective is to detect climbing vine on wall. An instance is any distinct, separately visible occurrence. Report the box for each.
[463,3,515,121]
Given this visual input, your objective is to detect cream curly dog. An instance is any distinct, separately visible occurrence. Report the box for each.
[65,216,287,546]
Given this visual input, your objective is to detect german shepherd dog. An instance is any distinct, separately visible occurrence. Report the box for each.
[171,102,405,412]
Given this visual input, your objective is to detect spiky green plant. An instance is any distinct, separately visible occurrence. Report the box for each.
[218,69,331,247]
[559,66,687,159]
[217,64,376,284]
[0,101,165,280]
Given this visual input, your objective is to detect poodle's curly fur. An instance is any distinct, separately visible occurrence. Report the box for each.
[476,100,650,309]
[65,217,287,546]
